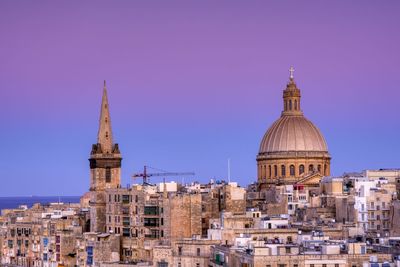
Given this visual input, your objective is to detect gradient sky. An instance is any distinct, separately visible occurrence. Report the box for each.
[0,1,399,196]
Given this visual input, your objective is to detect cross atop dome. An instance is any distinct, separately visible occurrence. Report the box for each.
[289,66,294,80]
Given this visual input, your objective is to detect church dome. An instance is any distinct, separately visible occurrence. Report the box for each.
[259,115,328,154]
[256,67,331,183]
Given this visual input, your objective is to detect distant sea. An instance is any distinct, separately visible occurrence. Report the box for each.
[0,196,81,211]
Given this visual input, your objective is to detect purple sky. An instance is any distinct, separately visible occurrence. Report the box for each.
[1,1,399,196]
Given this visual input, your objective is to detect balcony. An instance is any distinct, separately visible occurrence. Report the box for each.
[144,206,159,216]
[144,218,159,227]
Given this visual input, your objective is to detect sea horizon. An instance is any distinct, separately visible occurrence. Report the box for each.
[0,195,81,211]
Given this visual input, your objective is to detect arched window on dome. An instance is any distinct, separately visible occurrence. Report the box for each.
[285,101,287,111]
[274,165,277,177]
[294,100,297,110]
[262,165,266,179]
[281,165,286,177]
[290,165,295,176]
[269,165,272,178]
[309,164,314,172]
[289,100,292,110]
[324,164,327,176]
[318,164,322,173]
[299,165,305,175]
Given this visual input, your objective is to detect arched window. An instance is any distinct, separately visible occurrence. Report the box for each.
[285,101,287,111]
[299,165,305,175]
[269,165,272,178]
[289,100,292,110]
[318,164,322,173]
[281,165,286,177]
[309,164,314,172]
[294,100,297,110]
[324,164,327,176]
[262,165,266,178]
[290,165,295,176]
[274,165,278,177]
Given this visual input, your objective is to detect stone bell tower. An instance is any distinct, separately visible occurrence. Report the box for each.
[89,81,122,232]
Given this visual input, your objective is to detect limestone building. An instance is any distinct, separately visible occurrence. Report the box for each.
[89,81,122,233]
[257,68,331,187]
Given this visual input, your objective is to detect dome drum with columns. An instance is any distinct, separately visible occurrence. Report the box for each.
[257,67,331,186]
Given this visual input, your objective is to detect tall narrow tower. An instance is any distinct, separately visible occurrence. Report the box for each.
[89,81,122,232]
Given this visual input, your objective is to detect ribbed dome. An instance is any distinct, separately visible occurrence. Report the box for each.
[259,115,328,154]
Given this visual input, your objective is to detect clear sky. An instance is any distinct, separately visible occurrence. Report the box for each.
[0,1,399,196]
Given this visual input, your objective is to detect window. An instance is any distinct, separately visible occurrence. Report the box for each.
[106,167,111,183]
[274,165,278,177]
[268,166,272,178]
[310,265,314,267]
[197,248,200,256]
[286,247,291,254]
[335,264,339,267]
[290,165,295,176]
[309,164,314,172]
[289,100,292,110]
[318,164,322,173]
[123,217,130,226]
[322,264,327,267]
[122,195,130,204]
[294,100,297,110]
[294,265,298,267]
[178,246,182,256]
[299,165,304,174]
[123,228,130,237]
[281,165,286,176]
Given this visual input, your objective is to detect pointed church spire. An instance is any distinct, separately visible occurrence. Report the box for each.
[97,80,114,153]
